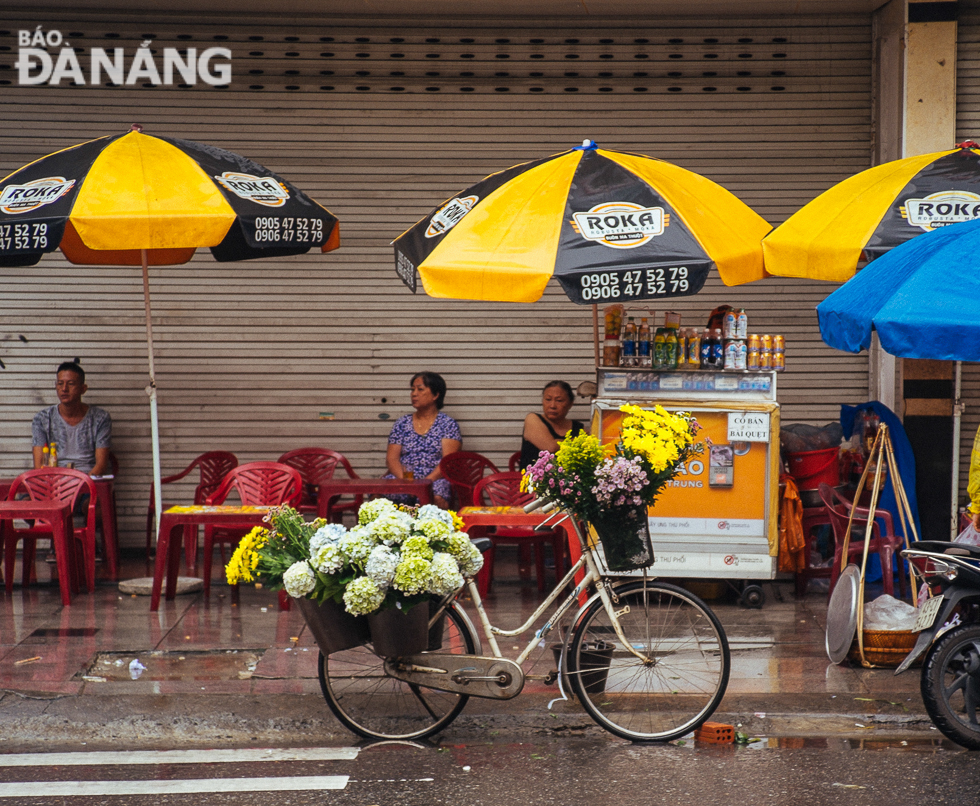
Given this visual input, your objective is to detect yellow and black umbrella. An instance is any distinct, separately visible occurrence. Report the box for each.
[0,125,339,267]
[763,141,980,282]
[0,125,339,538]
[393,140,770,304]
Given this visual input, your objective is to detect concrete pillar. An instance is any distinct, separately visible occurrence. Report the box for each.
[869,0,906,411]
[901,0,959,538]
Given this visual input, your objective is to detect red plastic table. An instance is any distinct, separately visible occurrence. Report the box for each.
[0,500,74,605]
[458,506,577,595]
[151,505,273,611]
[0,476,118,581]
[316,478,434,520]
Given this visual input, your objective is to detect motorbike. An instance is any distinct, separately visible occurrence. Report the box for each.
[896,540,980,749]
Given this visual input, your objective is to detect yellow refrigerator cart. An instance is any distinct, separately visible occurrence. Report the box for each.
[592,366,780,607]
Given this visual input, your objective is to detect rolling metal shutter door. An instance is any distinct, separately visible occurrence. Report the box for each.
[957,5,980,506]
[0,12,872,547]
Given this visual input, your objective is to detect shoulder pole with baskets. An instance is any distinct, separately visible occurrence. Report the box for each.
[839,423,920,667]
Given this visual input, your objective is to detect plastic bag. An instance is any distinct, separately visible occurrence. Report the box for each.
[954,522,980,547]
[780,422,844,454]
[863,594,918,631]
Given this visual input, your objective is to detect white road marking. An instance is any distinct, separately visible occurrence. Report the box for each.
[0,777,349,797]
[0,747,358,767]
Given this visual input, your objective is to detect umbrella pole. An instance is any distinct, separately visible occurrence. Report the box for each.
[952,360,964,538]
[592,304,599,367]
[142,250,164,548]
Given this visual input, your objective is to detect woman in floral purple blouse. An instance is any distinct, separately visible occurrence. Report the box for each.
[385,371,461,508]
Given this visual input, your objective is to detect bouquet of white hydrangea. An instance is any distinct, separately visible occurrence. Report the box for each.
[226,499,483,617]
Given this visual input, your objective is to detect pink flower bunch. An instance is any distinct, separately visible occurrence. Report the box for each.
[524,451,554,485]
[592,456,648,508]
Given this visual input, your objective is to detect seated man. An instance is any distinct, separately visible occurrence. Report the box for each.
[32,360,112,477]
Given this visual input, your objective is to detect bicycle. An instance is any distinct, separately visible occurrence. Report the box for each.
[316,500,730,742]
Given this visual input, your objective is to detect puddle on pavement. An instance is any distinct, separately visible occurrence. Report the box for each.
[672,735,958,752]
[82,650,261,681]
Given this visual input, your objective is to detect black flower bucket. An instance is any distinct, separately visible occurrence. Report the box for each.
[368,602,429,658]
[297,597,370,656]
[590,505,655,571]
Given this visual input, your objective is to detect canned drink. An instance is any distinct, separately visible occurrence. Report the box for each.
[773,334,785,352]
[761,334,773,352]
[747,333,761,351]
[773,349,785,371]
[759,347,773,370]
[747,348,760,371]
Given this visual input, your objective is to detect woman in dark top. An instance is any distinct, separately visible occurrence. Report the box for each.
[519,380,587,470]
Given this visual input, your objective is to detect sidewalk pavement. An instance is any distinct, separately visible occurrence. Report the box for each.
[0,551,936,749]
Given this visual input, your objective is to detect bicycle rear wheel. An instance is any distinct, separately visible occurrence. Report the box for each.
[318,601,478,740]
[568,580,730,741]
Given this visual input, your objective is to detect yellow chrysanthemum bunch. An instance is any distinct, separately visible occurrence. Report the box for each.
[555,431,606,476]
[619,404,697,474]
[226,525,270,585]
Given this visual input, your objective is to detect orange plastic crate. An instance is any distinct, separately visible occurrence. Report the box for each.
[694,722,735,744]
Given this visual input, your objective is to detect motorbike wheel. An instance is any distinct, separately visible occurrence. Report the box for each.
[921,623,980,750]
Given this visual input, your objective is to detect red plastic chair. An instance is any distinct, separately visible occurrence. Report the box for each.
[818,483,907,598]
[277,448,362,521]
[3,468,97,595]
[145,451,238,568]
[439,452,500,508]
[473,471,566,593]
[508,451,521,472]
[202,462,302,596]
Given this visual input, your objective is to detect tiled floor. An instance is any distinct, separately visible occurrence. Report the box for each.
[0,544,921,705]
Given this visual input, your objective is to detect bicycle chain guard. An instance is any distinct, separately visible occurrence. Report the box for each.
[385,654,524,700]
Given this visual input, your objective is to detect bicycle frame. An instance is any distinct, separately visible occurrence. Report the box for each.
[449,509,653,674]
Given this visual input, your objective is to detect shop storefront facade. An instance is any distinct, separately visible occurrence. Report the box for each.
[0,1,971,545]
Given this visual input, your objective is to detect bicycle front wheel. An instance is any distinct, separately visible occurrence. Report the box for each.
[568,580,730,741]
[318,601,478,740]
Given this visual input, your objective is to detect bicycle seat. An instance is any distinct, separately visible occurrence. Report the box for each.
[471,537,493,553]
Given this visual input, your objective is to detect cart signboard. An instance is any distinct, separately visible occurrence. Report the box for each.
[593,387,778,580]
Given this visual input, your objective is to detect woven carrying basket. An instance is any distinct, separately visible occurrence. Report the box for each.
[848,628,918,667]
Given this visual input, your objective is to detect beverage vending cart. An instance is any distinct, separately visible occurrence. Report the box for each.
[590,366,780,607]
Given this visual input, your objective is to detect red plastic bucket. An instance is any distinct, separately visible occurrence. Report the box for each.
[786,447,839,490]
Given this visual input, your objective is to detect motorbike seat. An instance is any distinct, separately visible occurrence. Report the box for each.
[907,540,980,560]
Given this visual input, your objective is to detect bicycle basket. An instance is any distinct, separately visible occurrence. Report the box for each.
[589,505,655,571]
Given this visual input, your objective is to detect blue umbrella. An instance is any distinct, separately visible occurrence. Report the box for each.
[817,218,980,361]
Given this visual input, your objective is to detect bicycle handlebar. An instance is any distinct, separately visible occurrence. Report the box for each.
[523,497,556,514]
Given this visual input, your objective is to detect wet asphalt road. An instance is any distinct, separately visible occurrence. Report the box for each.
[2,734,979,805]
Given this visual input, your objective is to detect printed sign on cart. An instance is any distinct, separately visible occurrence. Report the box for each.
[727,412,769,442]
